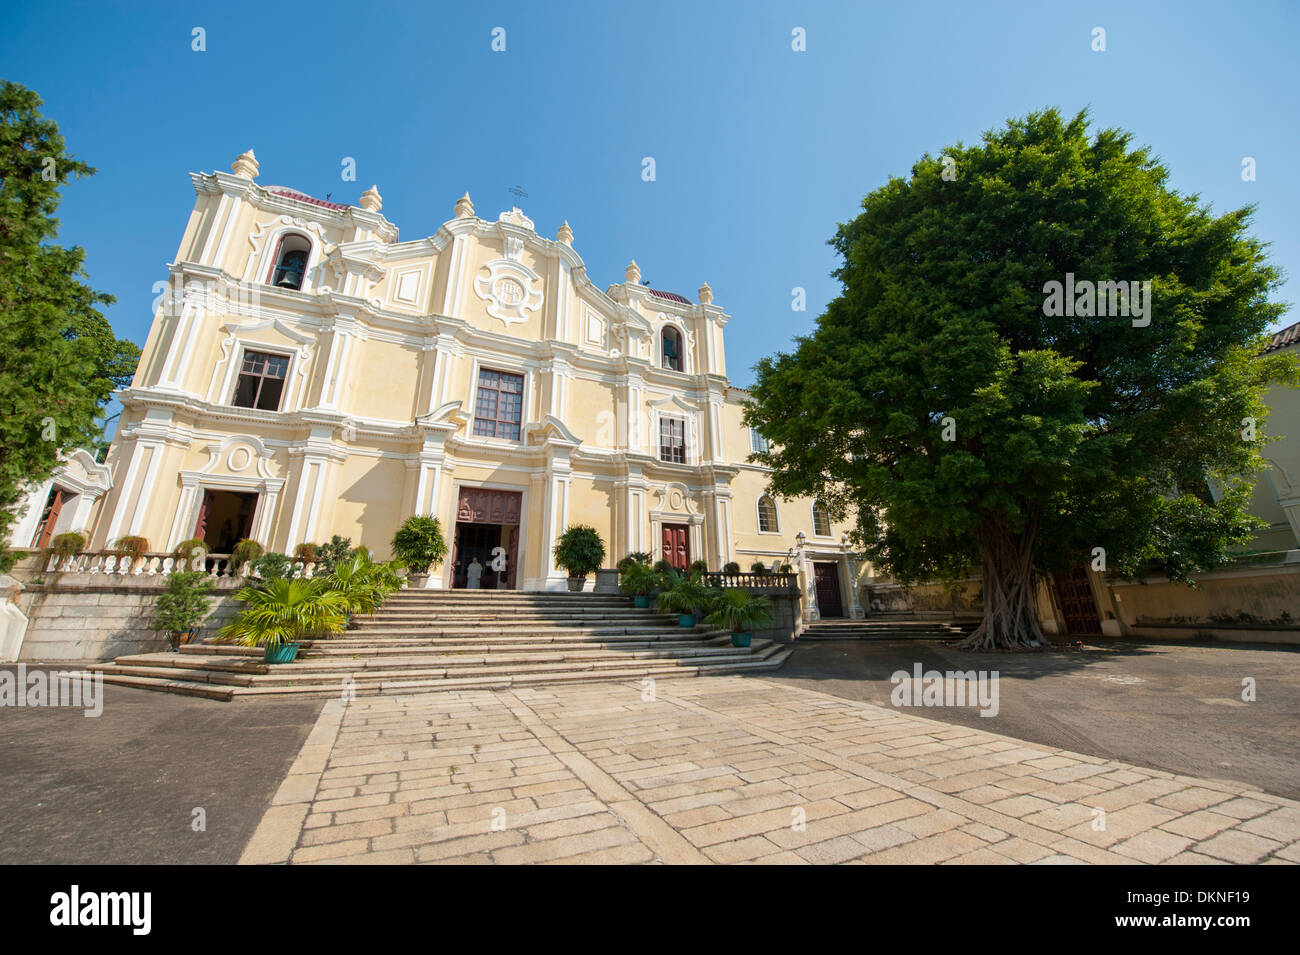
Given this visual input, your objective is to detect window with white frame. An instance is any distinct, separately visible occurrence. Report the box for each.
[232,349,290,411]
[750,428,771,454]
[757,495,779,533]
[812,500,832,537]
[659,415,686,463]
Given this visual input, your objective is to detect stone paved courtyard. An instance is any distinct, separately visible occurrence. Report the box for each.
[243,676,1300,865]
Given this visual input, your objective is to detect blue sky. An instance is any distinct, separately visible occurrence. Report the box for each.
[4,0,1298,400]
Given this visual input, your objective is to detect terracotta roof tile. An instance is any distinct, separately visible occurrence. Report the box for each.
[1263,320,1300,353]
[267,188,350,211]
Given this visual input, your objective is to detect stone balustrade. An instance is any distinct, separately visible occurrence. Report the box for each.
[39,551,327,580]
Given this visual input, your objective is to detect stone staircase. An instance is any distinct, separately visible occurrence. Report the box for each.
[87,591,791,701]
[799,615,974,641]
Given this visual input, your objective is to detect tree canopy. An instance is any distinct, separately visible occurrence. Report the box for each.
[0,80,139,546]
[746,108,1297,649]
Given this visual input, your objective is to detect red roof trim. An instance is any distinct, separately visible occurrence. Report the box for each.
[267,188,350,211]
[1263,320,1300,354]
[647,288,692,305]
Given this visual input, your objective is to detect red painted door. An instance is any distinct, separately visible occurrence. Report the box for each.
[34,489,67,549]
[661,523,690,571]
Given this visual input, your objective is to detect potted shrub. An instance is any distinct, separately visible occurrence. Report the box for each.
[616,552,652,573]
[314,535,354,575]
[705,589,775,648]
[151,570,215,651]
[750,561,770,575]
[723,561,741,575]
[618,562,659,608]
[656,571,715,627]
[231,538,264,575]
[252,551,293,580]
[553,524,605,592]
[172,537,209,572]
[326,551,402,627]
[293,542,318,564]
[114,536,151,565]
[47,531,86,568]
[392,515,448,588]
[218,578,347,663]
[689,559,709,576]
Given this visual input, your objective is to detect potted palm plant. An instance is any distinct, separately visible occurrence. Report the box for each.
[326,551,402,627]
[392,515,448,589]
[150,570,215,651]
[618,561,659,608]
[705,589,775,648]
[553,524,605,592]
[656,570,716,627]
[218,577,347,663]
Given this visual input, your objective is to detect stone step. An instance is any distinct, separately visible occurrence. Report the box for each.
[93,647,792,701]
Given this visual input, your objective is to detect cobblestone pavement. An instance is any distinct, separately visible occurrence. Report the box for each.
[242,676,1300,865]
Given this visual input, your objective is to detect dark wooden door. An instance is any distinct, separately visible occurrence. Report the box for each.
[661,523,690,571]
[1052,565,1102,634]
[813,561,844,618]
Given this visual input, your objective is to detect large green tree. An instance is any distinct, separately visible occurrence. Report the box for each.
[747,109,1297,650]
[0,80,139,546]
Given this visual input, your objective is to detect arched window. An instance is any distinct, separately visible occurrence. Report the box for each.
[757,495,779,534]
[268,233,311,290]
[661,326,683,372]
[812,501,832,537]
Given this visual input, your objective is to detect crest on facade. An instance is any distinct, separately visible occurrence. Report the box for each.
[474,257,543,327]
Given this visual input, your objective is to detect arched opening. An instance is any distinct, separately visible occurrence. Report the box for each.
[661,325,683,372]
[268,233,311,290]
[757,495,779,534]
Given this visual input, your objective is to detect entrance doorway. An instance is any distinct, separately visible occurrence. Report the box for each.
[813,561,844,618]
[32,486,69,549]
[194,490,258,552]
[661,523,690,571]
[450,488,522,589]
[1052,565,1102,634]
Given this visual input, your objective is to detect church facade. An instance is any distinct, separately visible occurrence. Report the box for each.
[23,151,863,615]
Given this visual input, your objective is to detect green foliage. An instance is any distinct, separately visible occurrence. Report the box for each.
[172,538,208,566]
[325,551,402,618]
[313,535,355,574]
[722,561,741,575]
[217,577,347,649]
[652,559,674,575]
[0,549,28,574]
[553,524,605,578]
[705,589,775,635]
[252,551,292,580]
[655,570,722,616]
[749,561,770,575]
[617,561,659,597]
[689,559,709,575]
[391,515,448,573]
[231,538,263,570]
[747,108,1299,645]
[113,536,149,561]
[150,571,215,634]
[617,551,652,573]
[48,531,85,559]
[0,82,140,546]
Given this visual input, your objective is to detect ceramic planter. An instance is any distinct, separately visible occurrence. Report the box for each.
[264,642,301,664]
[678,613,696,627]
[633,595,650,608]
[167,629,197,652]
[566,577,585,592]
[730,632,752,648]
[406,573,429,589]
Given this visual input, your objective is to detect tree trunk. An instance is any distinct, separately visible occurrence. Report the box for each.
[958,518,1045,651]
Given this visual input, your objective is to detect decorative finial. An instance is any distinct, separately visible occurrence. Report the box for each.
[557,221,573,245]
[625,260,641,284]
[698,281,713,305]
[359,184,382,212]
[232,149,259,179]
[454,192,474,218]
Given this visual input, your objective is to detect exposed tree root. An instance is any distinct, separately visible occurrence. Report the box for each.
[958,518,1046,651]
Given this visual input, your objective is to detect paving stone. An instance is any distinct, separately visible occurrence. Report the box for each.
[1158,810,1239,840]
[1112,828,1193,863]
[1194,829,1282,864]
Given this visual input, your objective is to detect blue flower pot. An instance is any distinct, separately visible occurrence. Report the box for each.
[634,595,650,608]
[678,613,696,628]
[264,642,301,664]
[731,632,752,648]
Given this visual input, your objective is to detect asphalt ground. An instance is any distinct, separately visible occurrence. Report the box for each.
[769,637,1300,800]
[0,667,323,864]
